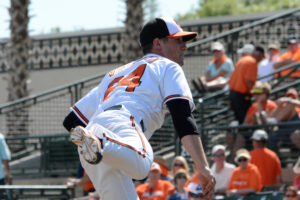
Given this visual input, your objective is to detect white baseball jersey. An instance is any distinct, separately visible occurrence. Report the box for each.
[71,53,195,139]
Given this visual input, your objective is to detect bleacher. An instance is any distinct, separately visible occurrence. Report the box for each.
[0,8,299,199]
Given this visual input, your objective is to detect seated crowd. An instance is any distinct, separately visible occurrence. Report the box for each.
[192,35,300,152]
[134,129,299,199]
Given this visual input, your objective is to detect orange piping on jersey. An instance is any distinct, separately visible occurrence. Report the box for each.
[103,133,146,158]
[72,105,89,124]
[130,116,146,156]
[163,95,193,103]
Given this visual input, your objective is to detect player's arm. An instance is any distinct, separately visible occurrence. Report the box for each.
[63,111,86,132]
[166,99,215,198]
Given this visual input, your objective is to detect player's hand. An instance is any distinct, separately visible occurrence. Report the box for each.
[198,166,216,200]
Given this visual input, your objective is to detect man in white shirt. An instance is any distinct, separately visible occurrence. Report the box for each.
[211,145,235,196]
[258,42,280,82]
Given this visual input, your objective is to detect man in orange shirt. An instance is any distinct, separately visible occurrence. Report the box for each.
[274,35,300,77]
[243,82,277,125]
[229,45,265,124]
[136,162,174,200]
[227,148,262,197]
[249,129,282,187]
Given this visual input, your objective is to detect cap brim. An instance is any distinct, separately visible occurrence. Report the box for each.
[251,88,264,94]
[167,31,197,42]
[288,40,297,44]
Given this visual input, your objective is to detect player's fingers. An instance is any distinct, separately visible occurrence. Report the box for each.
[202,176,216,195]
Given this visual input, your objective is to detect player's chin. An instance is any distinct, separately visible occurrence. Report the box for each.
[178,58,184,66]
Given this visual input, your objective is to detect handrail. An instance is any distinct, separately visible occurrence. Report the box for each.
[187,8,300,48]
[0,72,106,109]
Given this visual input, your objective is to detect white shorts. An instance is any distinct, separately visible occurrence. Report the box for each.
[79,109,153,200]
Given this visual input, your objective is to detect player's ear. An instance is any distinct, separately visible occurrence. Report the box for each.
[152,38,163,52]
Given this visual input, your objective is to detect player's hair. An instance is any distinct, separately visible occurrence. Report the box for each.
[141,37,169,55]
[142,43,153,55]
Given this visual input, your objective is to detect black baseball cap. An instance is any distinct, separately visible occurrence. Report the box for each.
[139,17,197,47]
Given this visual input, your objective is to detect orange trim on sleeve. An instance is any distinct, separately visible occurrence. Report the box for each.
[72,105,89,124]
[163,95,192,103]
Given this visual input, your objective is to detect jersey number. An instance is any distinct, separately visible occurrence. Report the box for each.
[103,64,146,101]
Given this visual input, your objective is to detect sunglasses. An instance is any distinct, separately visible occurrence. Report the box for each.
[176,174,187,179]
[174,163,184,167]
[213,153,225,157]
[238,158,248,162]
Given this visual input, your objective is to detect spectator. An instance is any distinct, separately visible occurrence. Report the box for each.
[249,129,281,187]
[283,186,298,200]
[192,41,234,92]
[171,156,190,179]
[136,162,174,200]
[227,148,262,197]
[154,156,171,181]
[0,133,11,185]
[258,42,280,82]
[229,45,265,124]
[270,88,300,123]
[268,89,300,150]
[168,169,189,200]
[243,81,277,125]
[237,44,255,57]
[210,144,235,196]
[274,35,300,78]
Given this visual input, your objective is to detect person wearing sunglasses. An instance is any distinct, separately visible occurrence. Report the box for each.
[210,145,235,196]
[284,186,298,200]
[168,169,190,200]
[171,156,190,180]
[227,148,262,197]
[273,35,300,78]
[136,162,175,200]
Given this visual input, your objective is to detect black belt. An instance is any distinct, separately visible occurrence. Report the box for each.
[103,105,145,132]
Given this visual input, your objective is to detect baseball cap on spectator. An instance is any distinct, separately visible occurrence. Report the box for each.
[154,156,169,177]
[268,42,280,50]
[211,42,224,52]
[212,144,225,155]
[251,129,268,141]
[287,35,297,44]
[139,17,197,47]
[234,148,251,163]
[238,44,254,55]
[150,162,161,173]
[251,81,271,95]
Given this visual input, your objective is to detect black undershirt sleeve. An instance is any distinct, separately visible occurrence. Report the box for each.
[166,99,199,139]
[63,111,86,132]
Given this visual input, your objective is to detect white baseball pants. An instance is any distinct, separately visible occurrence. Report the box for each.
[79,110,153,200]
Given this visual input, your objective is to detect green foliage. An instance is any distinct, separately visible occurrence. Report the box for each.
[177,0,300,20]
